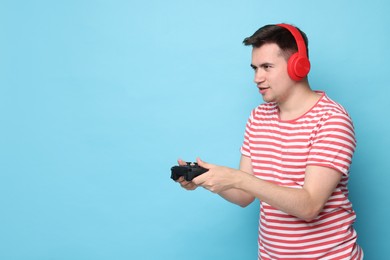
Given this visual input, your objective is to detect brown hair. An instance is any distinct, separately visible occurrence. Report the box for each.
[243,24,309,59]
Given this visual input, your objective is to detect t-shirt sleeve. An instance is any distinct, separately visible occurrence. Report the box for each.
[240,110,255,158]
[307,112,356,175]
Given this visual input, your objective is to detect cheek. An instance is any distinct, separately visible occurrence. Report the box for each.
[273,68,292,84]
[270,75,293,94]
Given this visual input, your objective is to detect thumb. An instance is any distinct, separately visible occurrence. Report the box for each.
[196,157,213,169]
[177,158,187,166]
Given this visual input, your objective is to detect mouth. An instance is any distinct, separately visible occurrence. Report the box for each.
[258,86,270,94]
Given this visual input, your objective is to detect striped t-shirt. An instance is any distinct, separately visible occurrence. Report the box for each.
[241,92,363,259]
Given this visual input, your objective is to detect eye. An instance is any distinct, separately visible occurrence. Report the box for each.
[261,64,272,70]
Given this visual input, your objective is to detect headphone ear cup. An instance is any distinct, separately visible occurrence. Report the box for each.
[287,53,311,81]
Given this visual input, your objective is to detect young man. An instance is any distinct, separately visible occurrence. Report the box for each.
[176,23,363,259]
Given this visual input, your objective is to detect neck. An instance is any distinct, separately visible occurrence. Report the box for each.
[277,82,321,121]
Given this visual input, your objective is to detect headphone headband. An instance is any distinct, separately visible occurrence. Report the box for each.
[277,23,308,59]
[276,23,311,81]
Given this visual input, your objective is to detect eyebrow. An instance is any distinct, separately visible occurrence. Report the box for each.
[250,62,273,69]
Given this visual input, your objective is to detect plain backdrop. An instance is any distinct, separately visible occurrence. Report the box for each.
[1,0,389,259]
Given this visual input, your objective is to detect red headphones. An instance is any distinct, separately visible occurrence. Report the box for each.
[277,23,311,81]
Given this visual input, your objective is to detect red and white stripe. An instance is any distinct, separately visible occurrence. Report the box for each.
[241,92,363,259]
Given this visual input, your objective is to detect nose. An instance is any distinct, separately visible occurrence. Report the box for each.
[254,69,265,85]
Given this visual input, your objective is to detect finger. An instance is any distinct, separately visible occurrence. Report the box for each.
[177,177,192,187]
[180,180,197,190]
[177,158,187,166]
[191,177,202,185]
[192,172,207,186]
[176,176,185,182]
[196,157,213,169]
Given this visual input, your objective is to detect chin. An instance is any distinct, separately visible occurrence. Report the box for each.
[262,96,274,103]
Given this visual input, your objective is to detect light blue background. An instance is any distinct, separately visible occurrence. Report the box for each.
[1,0,389,259]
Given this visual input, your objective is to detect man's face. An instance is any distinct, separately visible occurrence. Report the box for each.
[250,43,294,104]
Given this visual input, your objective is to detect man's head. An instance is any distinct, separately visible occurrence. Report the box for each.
[243,24,310,81]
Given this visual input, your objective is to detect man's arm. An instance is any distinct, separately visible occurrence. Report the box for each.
[193,159,342,222]
[216,155,255,207]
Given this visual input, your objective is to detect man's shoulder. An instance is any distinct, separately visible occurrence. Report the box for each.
[312,93,354,128]
[246,102,279,125]
[250,102,278,118]
[254,102,278,113]
[316,94,350,117]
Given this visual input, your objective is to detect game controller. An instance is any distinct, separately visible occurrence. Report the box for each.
[171,162,208,181]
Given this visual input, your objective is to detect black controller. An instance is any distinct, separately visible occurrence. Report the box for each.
[171,162,208,181]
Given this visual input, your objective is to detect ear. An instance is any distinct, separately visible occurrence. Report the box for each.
[287,53,310,81]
